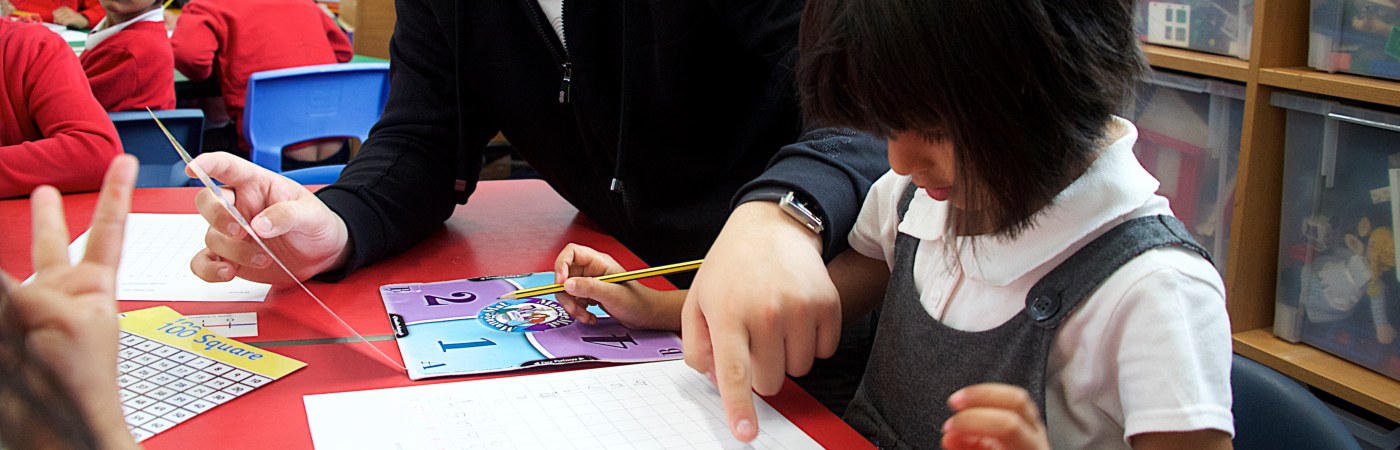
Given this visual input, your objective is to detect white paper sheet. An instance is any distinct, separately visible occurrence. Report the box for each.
[304,360,824,450]
[68,214,270,302]
[183,312,259,337]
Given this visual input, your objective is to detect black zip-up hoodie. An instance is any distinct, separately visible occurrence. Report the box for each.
[315,0,888,280]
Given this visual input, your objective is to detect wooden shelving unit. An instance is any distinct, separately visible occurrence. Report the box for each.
[1159,0,1400,423]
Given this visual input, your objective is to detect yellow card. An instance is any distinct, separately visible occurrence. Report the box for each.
[120,306,305,379]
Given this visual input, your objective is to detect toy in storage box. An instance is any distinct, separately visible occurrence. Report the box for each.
[1272,92,1400,382]
[1125,70,1244,274]
[1134,0,1255,60]
[1309,0,1400,82]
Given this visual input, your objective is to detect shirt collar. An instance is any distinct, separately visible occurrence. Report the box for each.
[85,8,164,50]
[896,117,1159,286]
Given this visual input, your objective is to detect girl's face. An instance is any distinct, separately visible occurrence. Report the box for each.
[98,0,158,18]
[888,131,962,205]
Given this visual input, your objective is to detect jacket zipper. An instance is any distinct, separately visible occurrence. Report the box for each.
[522,0,572,104]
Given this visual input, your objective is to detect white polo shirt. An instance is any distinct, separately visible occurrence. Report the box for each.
[848,118,1234,448]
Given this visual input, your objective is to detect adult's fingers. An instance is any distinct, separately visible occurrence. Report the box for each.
[784,324,817,378]
[681,295,715,375]
[186,152,273,189]
[29,186,70,273]
[203,228,269,269]
[710,320,759,442]
[748,322,786,396]
[190,248,238,282]
[81,155,138,267]
[195,186,244,239]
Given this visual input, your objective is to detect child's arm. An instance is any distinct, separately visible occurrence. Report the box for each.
[826,249,889,327]
[169,1,219,82]
[553,244,686,331]
[318,9,353,63]
[0,27,121,198]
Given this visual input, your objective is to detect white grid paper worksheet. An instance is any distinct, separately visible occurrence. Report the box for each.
[68,214,270,301]
[303,360,823,450]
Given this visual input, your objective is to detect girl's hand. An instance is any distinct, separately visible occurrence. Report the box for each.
[552,244,683,331]
[942,383,1051,450]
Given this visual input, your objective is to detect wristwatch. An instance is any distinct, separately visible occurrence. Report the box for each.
[779,191,825,234]
[742,188,824,234]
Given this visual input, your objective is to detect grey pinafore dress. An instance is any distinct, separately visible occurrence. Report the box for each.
[843,185,1211,448]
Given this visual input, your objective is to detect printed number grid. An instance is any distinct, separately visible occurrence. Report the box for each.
[402,367,793,450]
[117,331,273,442]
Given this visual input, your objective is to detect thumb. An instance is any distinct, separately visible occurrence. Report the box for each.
[564,277,631,307]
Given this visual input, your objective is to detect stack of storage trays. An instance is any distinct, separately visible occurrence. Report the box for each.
[1309,0,1400,81]
[1273,92,1400,382]
[1134,0,1255,59]
[1125,71,1245,274]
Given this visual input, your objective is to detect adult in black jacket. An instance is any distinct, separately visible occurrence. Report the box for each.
[186,0,887,440]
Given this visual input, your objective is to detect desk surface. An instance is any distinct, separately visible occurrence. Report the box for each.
[0,180,871,449]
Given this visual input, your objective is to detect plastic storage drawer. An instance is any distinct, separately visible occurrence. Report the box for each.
[1125,70,1245,274]
[1134,0,1254,60]
[1272,92,1400,382]
[1309,0,1400,82]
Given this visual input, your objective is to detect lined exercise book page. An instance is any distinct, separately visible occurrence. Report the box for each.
[304,360,824,450]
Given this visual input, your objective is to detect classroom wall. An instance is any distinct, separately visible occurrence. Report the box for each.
[341,0,395,59]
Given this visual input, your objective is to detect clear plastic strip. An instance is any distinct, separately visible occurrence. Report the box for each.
[149,109,406,371]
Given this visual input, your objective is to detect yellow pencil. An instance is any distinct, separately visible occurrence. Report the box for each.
[498,259,703,299]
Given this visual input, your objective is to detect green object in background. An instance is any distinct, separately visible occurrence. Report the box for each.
[1387,25,1400,61]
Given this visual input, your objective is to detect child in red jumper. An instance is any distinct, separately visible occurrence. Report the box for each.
[10,0,103,28]
[79,0,174,112]
[171,0,352,161]
[0,15,122,198]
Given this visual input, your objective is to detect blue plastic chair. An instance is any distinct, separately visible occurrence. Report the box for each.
[109,109,205,187]
[1232,354,1360,450]
[242,62,390,184]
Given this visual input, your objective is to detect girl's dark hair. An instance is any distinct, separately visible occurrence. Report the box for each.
[0,278,101,450]
[798,0,1144,237]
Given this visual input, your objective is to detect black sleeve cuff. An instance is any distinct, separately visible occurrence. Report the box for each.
[311,186,387,282]
[732,128,888,262]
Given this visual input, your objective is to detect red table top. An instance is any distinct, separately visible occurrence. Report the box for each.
[0,180,872,449]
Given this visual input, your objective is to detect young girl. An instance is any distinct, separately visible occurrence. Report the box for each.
[79,0,175,112]
[1,9,122,198]
[554,0,1234,448]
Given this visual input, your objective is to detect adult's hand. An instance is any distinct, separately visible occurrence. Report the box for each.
[187,152,350,285]
[50,6,88,28]
[682,201,842,442]
[6,155,140,450]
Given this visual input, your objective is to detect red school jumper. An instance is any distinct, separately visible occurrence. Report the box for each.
[10,0,104,26]
[0,19,122,198]
[171,0,352,145]
[81,20,177,112]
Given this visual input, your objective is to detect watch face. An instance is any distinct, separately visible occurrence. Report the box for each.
[780,192,824,234]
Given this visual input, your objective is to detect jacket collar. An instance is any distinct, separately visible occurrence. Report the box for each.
[84,8,163,51]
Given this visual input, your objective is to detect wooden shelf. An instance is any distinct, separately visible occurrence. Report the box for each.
[1259,67,1400,109]
[1142,44,1251,82]
[1234,329,1400,423]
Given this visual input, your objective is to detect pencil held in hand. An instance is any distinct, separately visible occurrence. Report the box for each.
[499,259,703,299]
